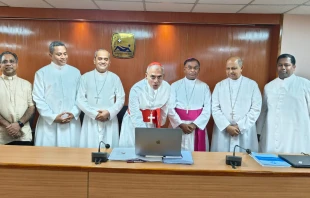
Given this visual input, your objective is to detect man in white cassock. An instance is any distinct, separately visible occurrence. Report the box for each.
[119,62,170,147]
[168,58,211,151]
[211,56,262,152]
[257,54,310,154]
[77,49,125,148]
[33,41,81,147]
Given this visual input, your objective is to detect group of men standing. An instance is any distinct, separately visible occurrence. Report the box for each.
[0,41,309,154]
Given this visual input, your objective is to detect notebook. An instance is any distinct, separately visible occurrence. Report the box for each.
[278,155,310,168]
[135,128,182,157]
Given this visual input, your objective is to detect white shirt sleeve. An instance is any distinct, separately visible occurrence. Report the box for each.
[193,85,211,130]
[168,84,183,128]
[128,87,147,128]
[32,71,58,125]
[69,73,81,120]
[256,86,268,135]
[76,75,99,120]
[106,76,125,120]
[236,83,262,134]
[212,83,231,132]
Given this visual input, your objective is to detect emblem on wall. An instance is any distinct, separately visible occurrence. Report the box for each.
[111,33,135,59]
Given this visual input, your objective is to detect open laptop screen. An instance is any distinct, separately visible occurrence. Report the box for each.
[135,128,182,157]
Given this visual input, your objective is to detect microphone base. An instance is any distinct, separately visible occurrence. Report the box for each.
[92,152,109,164]
[226,155,242,166]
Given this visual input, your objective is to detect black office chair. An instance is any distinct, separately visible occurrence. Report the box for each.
[117,106,128,134]
[29,111,36,146]
[79,111,85,124]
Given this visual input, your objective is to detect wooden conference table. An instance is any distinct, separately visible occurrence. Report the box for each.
[0,146,309,198]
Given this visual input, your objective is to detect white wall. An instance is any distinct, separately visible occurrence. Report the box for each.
[281,14,310,80]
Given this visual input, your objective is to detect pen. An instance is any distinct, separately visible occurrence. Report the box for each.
[127,159,146,163]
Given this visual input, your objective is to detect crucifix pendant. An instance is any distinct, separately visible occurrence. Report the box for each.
[95,96,100,104]
[230,111,234,120]
[148,113,155,124]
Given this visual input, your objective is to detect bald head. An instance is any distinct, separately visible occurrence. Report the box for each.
[226,56,243,68]
[145,62,164,90]
[94,49,110,58]
[226,56,243,80]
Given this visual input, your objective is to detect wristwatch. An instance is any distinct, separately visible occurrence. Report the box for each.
[17,121,24,128]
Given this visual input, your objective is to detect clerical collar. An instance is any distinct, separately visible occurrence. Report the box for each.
[95,68,108,76]
[1,74,17,80]
[229,75,243,83]
[51,61,66,70]
[184,77,196,84]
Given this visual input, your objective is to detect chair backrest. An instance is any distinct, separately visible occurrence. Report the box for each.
[79,111,85,124]
[117,105,128,133]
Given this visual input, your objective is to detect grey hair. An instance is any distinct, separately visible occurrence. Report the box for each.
[49,41,66,54]
[227,56,243,68]
[146,64,164,74]
[94,49,110,58]
[237,58,243,67]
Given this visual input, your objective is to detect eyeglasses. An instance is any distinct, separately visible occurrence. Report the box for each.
[1,60,17,64]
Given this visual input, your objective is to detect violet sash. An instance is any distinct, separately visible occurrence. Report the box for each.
[175,108,206,151]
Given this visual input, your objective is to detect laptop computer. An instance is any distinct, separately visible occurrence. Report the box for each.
[278,154,310,168]
[135,128,182,157]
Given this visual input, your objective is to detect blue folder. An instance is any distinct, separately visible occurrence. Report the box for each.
[251,152,291,167]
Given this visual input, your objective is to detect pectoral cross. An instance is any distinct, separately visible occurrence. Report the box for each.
[95,96,100,104]
[148,113,155,124]
[230,111,235,120]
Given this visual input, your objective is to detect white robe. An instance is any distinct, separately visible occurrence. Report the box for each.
[168,77,211,151]
[211,76,262,152]
[119,79,171,147]
[257,74,310,154]
[33,62,81,147]
[77,70,125,148]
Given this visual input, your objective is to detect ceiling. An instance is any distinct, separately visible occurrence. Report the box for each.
[0,0,309,14]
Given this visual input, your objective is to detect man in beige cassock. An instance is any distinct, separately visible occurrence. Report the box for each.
[119,62,170,147]
[33,41,81,147]
[0,51,35,145]
[211,56,262,152]
[168,58,211,151]
[257,54,310,154]
[77,49,125,148]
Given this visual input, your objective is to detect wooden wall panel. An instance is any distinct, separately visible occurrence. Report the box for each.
[0,20,276,92]
[59,21,104,75]
[0,13,280,145]
[144,24,185,83]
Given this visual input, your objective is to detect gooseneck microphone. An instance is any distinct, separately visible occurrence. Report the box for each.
[91,141,110,165]
[233,145,251,156]
[98,141,110,152]
[226,145,251,169]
